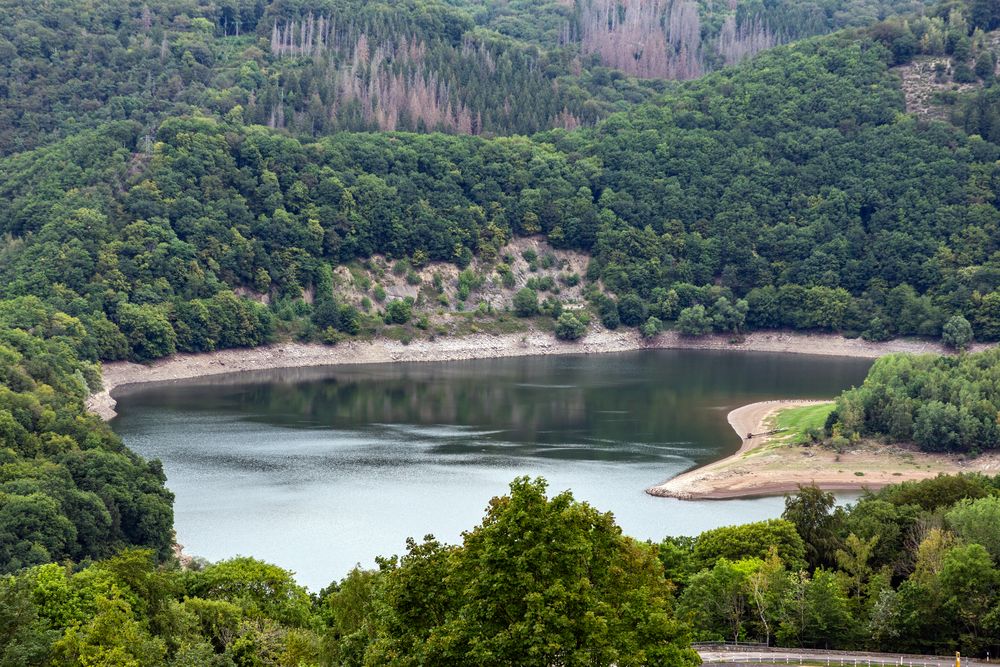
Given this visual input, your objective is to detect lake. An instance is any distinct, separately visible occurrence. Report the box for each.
[112,349,872,590]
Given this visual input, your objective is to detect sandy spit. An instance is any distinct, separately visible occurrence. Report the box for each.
[647,400,1000,500]
[87,329,977,421]
[647,400,835,500]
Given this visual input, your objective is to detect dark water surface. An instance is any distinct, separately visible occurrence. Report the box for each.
[113,349,872,590]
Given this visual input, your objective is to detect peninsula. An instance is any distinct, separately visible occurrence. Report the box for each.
[647,400,1000,499]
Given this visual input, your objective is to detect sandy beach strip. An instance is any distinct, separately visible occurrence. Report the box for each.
[647,400,830,499]
[86,328,984,421]
[647,400,1000,500]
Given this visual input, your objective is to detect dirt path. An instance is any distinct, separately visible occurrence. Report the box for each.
[87,329,985,421]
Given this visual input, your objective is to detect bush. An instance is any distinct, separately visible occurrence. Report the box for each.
[338,305,361,335]
[942,315,973,351]
[117,303,177,361]
[597,296,620,329]
[676,305,713,336]
[457,269,484,302]
[861,316,891,342]
[975,52,996,80]
[513,288,539,317]
[541,297,563,319]
[953,62,977,84]
[640,316,663,339]
[554,313,586,340]
[560,273,580,287]
[385,299,412,324]
[618,294,648,327]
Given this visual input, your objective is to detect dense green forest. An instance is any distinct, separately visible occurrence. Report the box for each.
[0,300,174,573]
[3,472,1000,664]
[5,19,1000,360]
[0,0,950,155]
[674,475,1000,654]
[830,347,1000,453]
[5,0,1000,662]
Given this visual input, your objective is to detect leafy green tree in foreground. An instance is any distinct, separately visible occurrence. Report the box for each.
[946,496,1000,561]
[782,486,842,570]
[363,477,699,666]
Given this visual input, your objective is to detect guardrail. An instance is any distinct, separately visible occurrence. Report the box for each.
[695,643,770,651]
[692,643,988,667]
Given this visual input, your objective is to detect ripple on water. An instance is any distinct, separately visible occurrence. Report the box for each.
[113,349,874,590]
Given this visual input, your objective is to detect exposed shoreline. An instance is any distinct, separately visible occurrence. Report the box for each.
[646,400,1000,500]
[87,329,968,421]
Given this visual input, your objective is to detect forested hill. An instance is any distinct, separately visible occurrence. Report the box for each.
[4,18,1000,362]
[0,0,941,154]
[6,1,1000,663]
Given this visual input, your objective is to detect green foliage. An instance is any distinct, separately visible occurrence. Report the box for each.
[782,486,841,570]
[3,23,1000,353]
[941,315,973,351]
[6,0,1000,660]
[512,288,539,317]
[554,312,586,340]
[692,520,807,572]
[188,557,313,628]
[834,349,1000,453]
[385,299,413,325]
[596,295,620,330]
[679,557,762,643]
[640,316,663,338]
[617,294,648,327]
[711,298,748,335]
[676,306,713,337]
[457,269,484,302]
[117,303,177,362]
[0,308,173,574]
[672,477,1000,651]
[873,473,994,510]
[0,550,325,666]
[945,496,1000,561]
[363,477,701,666]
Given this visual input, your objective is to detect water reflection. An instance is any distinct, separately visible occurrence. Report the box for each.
[113,349,872,590]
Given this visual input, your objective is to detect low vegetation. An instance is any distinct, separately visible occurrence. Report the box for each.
[773,403,837,446]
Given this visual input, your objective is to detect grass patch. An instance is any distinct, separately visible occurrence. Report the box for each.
[772,402,835,445]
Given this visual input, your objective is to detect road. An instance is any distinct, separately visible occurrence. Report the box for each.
[696,645,989,667]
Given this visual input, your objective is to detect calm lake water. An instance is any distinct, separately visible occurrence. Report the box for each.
[113,349,872,590]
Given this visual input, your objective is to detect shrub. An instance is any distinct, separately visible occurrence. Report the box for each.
[942,315,973,351]
[640,316,663,338]
[554,313,586,340]
[676,305,712,336]
[385,299,412,324]
[513,288,539,317]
